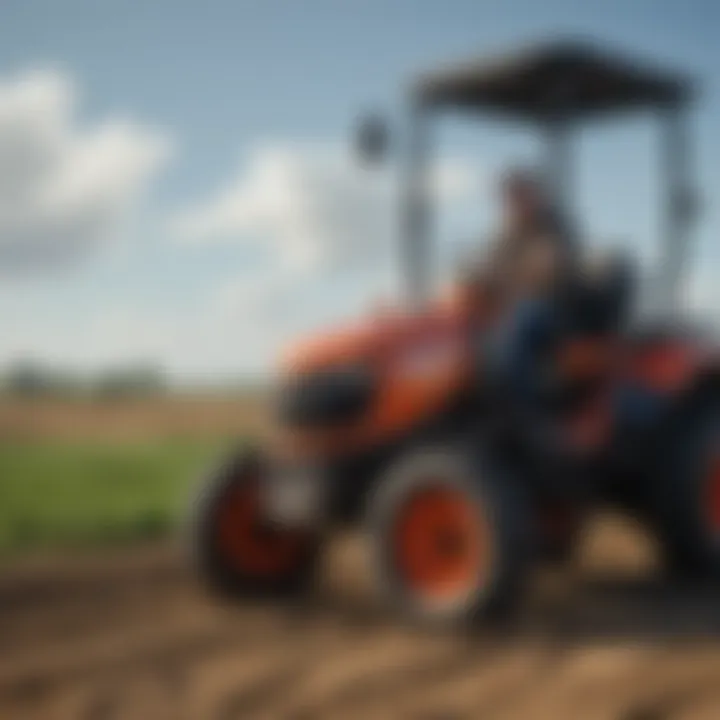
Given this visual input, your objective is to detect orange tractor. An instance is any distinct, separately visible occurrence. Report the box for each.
[192,41,720,626]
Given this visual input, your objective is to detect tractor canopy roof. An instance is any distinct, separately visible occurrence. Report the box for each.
[415,39,694,122]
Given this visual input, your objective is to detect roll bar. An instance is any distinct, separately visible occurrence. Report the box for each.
[401,40,698,311]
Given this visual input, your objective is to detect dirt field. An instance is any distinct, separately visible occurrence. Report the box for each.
[0,395,269,443]
[3,520,720,720]
[2,396,720,718]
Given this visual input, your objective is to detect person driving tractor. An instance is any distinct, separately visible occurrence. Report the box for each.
[468,168,580,415]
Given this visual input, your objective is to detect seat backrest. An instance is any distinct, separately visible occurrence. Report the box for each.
[543,252,635,404]
[563,251,635,336]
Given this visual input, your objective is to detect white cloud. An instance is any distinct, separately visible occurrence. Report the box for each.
[0,136,479,380]
[168,142,480,365]
[172,144,388,274]
[0,68,172,268]
[170,142,478,275]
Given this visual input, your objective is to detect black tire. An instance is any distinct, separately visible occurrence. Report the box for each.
[536,502,585,568]
[654,403,720,579]
[190,447,321,599]
[367,444,530,628]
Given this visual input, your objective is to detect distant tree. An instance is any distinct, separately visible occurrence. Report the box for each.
[93,363,166,399]
[1,359,167,399]
[3,360,52,397]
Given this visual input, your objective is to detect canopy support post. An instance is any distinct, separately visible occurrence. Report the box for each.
[403,100,432,307]
[544,118,573,218]
[657,105,695,313]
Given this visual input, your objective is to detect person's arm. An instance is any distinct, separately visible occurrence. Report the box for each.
[454,234,512,313]
[521,206,579,293]
[517,232,575,294]
[457,232,500,285]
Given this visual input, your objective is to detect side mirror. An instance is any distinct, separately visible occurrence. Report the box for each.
[354,114,390,165]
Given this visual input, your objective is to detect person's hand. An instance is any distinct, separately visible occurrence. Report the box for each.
[519,235,560,291]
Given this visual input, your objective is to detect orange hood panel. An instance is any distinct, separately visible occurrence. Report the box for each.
[275,296,484,459]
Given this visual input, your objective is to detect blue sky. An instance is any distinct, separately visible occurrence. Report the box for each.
[0,0,718,379]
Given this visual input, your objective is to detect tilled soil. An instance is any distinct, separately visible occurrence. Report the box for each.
[2,519,720,720]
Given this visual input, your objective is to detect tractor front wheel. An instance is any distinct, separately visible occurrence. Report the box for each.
[191,448,321,599]
[367,445,529,628]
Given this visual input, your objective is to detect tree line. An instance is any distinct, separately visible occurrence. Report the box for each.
[1,360,166,399]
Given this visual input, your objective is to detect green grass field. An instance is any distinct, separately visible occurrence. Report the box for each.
[0,439,230,554]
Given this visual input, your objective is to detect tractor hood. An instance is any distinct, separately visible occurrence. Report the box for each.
[274,291,480,454]
[279,315,389,375]
[278,289,478,377]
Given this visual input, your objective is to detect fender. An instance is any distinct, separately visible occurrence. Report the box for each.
[625,336,720,396]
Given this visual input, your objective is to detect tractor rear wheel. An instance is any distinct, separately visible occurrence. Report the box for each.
[367,445,529,628]
[191,448,321,599]
[655,403,720,579]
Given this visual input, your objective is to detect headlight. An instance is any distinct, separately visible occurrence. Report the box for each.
[277,364,374,428]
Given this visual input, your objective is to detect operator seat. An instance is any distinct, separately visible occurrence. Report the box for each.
[473,249,637,419]
[561,249,636,336]
[537,249,636,410]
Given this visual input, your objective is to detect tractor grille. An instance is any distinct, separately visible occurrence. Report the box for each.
[277,365,374,429]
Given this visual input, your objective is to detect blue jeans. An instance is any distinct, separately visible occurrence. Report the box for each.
[496,298,556,407]
[613,384,668,427]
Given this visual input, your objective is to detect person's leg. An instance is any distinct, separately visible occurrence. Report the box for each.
[498,297,556,408]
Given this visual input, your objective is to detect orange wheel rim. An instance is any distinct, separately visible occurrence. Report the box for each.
[215,480,308,577]
[393,486,489,605]
[705,459,720,536]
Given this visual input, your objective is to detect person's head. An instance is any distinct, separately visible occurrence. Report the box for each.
[499,168,547,226]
